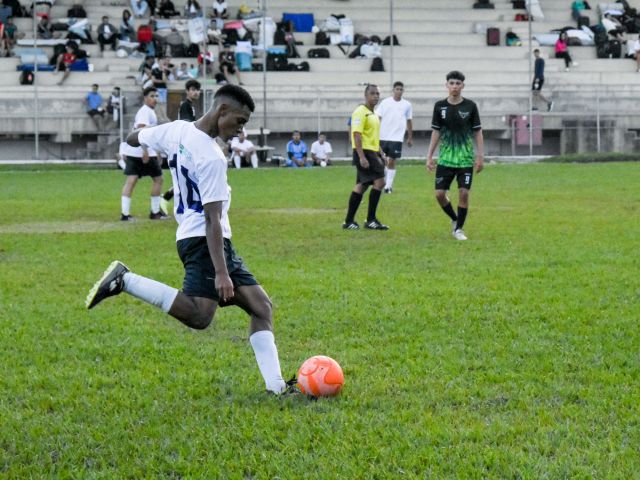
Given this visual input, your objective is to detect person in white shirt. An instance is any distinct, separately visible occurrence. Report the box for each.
[310,133,332,167]
[86,84,296,396]
[230,131,258,168]
[118,87,167,221]
[375,81,413,193]
[629,34,640,72]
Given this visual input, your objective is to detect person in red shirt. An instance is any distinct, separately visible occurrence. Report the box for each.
[56,44,76,85]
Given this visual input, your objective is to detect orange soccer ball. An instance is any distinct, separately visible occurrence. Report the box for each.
[297,355,344,398]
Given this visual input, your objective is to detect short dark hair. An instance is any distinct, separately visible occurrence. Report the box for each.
[92,83,99,88]
[446,70,465,82]
[185,79,201,91]
[143,86,158,97]
[292,130,300,135]
[365,83,378,94]
[393,81,404,88]
[213,84,255,112]
[533,48,540,53]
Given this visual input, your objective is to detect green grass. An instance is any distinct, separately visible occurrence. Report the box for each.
[1,163,639,478]
[541,152,640,163]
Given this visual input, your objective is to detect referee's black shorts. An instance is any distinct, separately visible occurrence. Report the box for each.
[352,149,385,186]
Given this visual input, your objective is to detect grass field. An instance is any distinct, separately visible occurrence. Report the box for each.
[1,162,639,479]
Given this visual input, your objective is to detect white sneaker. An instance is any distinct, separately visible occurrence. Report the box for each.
[451,219,457,233]
[453,229,468,241]
[572,61,579,67]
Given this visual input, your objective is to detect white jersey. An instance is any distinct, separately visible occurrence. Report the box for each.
[310,140,332,160]
[138,120,232,241]
[375,97,413,142]
[121,104,158,158]
[230,137,254,154]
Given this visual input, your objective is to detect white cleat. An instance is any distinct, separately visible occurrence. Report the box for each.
[453,229,468,241]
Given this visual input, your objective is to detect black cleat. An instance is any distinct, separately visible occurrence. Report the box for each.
[149,211,169,220]
[267,376,303,397]
[120,214,134,221]
[364,219,389,230]
[342,221,360,230]
[384,187,392,194]
[85,261,129,309]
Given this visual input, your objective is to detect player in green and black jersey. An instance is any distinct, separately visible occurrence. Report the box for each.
[426,70,484,241]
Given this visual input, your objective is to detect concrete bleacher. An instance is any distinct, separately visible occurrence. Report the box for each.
[2,0,640,159]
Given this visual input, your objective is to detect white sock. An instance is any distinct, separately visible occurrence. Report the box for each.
[233,155,241,169]
[249,330,286,393]
[384,167,388,185]
[250,153,258,168]
[151,196,161,214]
[387,169,397,189]
[123,272,178,312]
[121,196,131,215]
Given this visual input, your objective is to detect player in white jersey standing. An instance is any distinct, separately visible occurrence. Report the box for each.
[118,86,168,221]
[375,81,413,193]
[85,84,296,396]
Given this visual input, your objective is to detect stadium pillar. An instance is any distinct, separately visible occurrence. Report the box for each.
[261,0,267,131]
[527,10,533,156]
[389,0,394,88]
[32,5,39,160]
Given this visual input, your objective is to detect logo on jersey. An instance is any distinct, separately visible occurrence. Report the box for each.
[459,111,470,120]
[178,143,193,162]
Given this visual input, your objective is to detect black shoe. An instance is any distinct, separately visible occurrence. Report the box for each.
[85,260,129,309]
[267,376,303,397]
[120,214,133,221]
[384,187,392,194]
[365,219,389,230]
[149,211,169,220]
[342,221,360,230]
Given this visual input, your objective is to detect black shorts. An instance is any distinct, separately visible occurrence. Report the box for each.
[124,155,162,178]
[87,109,104,117]
[532,77,544,91]
[380,140,403,159]
[435,165,474,191]
[352,149,385,186]
[177,236,258,303]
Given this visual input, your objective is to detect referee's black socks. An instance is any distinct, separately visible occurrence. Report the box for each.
[441,202,457,222]
[345,191,363,223]
[367,188,382,222]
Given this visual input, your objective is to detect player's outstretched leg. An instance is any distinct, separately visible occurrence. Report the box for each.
[85,261,130,309]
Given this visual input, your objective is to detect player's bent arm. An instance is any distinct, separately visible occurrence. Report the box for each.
[127,129,142,147]
[353,132,368,167]
[204,202,234,301]
[474,129,484,173]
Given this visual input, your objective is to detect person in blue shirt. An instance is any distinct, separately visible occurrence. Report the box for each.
[286,130,310,167]
[84,84,106,130]
[532,49,553,112]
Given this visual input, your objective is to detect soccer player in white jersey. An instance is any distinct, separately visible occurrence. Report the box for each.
[86,85,296,396]
[118,86,168,221]
[375,81,413,193]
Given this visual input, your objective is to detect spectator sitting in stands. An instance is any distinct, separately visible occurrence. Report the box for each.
[218,42,244,85]
[98,15,118,52]
[158,0,179,18]
[176,61,195,79]
[107,86,124,127]
[571,0,587,21]
[628,33,640,71]
[120,9,136,40]
[37,16,60,39]
[601,13,626,42]
[286,130,310,168]
[555,31,577,71]
[310,132,333,166]
[185,0,202,18]
[84,83,105,130]
[139,54,155,88]
[3,16,24,56]
[2,0,27,17]
[212,0,228,20]
[55,43,75,85]
[230,131,258,168]
[131,0,149,18]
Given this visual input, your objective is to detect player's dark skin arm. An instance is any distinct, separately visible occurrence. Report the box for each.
[354,132,369,169]
[204,201,233,302]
